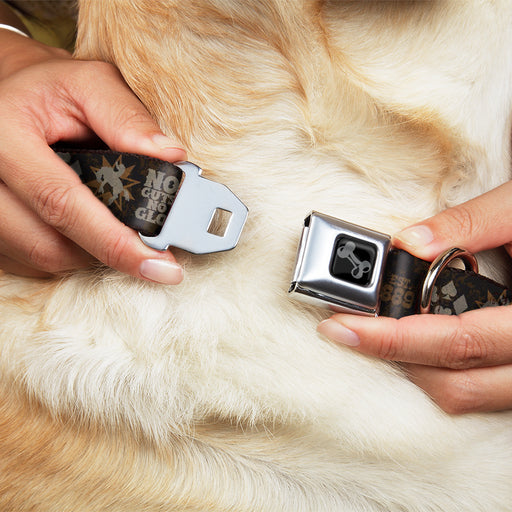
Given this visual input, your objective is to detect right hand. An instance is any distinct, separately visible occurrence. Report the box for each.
[0,29,186,283]
[318,180,512,414]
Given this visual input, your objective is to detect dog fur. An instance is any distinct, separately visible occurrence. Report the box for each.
[1,1,512,510]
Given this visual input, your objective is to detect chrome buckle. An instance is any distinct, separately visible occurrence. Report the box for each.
[289,212,391,316]
[140,161,248,254]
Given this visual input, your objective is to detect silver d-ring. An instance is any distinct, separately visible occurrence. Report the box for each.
[420,247,478,314]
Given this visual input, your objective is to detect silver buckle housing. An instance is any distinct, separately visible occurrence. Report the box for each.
[140,161,248,254]
[289,212,391,316]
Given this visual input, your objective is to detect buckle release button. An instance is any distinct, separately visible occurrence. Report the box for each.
[330,236,377,286]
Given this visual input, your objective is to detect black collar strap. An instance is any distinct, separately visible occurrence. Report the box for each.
[289,211,512,318]
[378,247,512,317]
[55,148,248,254]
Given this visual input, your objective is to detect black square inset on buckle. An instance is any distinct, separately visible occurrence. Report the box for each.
[330,236,377,287]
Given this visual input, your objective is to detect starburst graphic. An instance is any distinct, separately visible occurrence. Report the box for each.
[88,156,140,213]
[475,290,512,309]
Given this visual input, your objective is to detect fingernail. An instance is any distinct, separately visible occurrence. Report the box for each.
[139,259,183,285]
[152,134,185,152]
[317,319,360,347]
[394,225,434,249]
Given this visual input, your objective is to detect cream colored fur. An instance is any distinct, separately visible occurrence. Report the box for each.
[1,1,512,510]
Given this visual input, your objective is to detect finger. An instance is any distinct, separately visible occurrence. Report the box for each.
[0,254,53,278]
[405,363,512,414]
[55,61,187,162]
[0,140,184,283]
[392,180,512,260]
[317,305,512,369]
[0,182,94,272]
[2,59,186,162]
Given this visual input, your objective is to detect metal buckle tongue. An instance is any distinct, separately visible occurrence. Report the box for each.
[140,161,248,254]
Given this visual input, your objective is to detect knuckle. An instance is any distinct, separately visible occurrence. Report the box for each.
[77,60,119,82]
[34,183,80,232]
[27,239,65,274]
[435,371,482,415]
[102,231,131,270]
[442,320,487,369]
[375,328,401,360]
[441,204,477,240]
[110,107,151,146]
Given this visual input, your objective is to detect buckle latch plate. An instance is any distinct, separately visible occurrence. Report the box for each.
[289,212,391,316]
[140,161,248,254]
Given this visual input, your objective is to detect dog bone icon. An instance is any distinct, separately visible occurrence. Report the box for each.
[337,241,372,279]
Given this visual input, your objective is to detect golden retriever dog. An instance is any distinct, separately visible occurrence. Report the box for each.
[1,1,512,510]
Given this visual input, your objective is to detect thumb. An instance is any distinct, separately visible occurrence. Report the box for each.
[393,181,512,260]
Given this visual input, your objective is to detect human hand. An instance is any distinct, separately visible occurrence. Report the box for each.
[318,180,512,414]
[0,29,187,283]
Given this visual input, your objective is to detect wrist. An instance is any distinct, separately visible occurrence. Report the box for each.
[0,30,71,80]
[0,24,29,38]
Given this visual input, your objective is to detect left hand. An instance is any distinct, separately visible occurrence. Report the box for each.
[318,181,512,414]
[0,30,186,282]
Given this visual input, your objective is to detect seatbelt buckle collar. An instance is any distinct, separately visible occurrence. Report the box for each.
[140,161,248,254]
[289,212,484,317]
[289,212,391,316]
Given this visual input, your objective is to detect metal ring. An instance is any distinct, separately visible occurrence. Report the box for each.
[420,247,478,314]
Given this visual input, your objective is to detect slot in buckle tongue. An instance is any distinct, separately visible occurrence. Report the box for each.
[139,161,248,254]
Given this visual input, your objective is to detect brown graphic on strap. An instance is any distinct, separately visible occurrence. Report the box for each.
[88,155,139,213]
[55,148,182,237]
